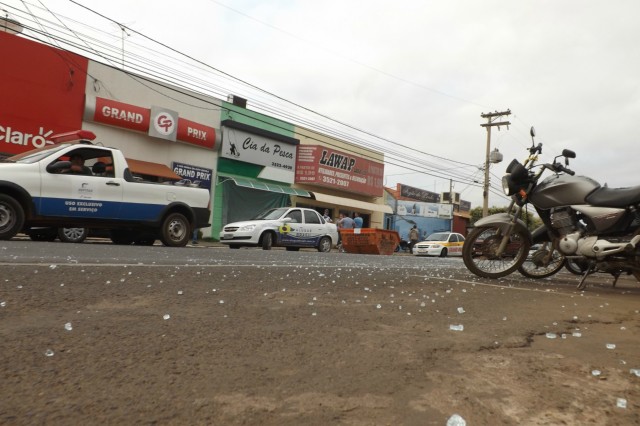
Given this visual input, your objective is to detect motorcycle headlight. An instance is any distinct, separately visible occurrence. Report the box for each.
[502,175,513,196]
[238,224,256,232]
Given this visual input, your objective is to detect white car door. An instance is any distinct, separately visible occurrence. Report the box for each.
[38,149,124,219]
[303,210,325,246]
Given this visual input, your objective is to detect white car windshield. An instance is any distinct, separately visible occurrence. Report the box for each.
[252,207,289,220]
[426,233,450,241]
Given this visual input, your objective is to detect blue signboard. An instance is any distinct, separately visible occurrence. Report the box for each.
[172,162,213,190]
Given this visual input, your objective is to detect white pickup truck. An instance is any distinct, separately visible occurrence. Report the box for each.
[0,130,210,247]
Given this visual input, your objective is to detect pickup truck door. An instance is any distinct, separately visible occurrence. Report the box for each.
[38,168,124,219]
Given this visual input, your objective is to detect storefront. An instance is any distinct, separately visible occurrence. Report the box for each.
[212,102,313,236]
[81,62,221,235]
[293,133,391,228]
[383,183,472,241]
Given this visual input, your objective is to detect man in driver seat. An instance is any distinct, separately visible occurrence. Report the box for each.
[62,154,92,175]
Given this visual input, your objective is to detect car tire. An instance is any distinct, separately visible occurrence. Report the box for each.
[58,227,88,243]
[317,236,332,253]
[261,232,274,250]
[0,194,25,240]
[440,248,448,258]
[160,213,190,247]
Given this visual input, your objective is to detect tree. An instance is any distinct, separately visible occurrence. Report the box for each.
[469,206,542,232]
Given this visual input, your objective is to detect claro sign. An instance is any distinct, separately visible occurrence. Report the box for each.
[295,145,384,197]
[85,96,216,149]
[0,31,88,155]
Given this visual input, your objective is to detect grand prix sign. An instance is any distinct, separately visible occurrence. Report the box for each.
[85,96,216,149]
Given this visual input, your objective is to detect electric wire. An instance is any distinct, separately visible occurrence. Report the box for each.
[3,0,514,202]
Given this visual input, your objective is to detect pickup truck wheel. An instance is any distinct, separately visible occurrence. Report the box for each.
[58,227,88,243]
[317,236,332,253]
[160,213,190,247]
[261,232,274,250]
[0,195,25,240]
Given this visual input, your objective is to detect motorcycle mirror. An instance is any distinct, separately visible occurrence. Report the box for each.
[562,149,576,159]
[530,126,536,137]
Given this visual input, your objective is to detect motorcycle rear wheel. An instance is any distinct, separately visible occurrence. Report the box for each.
[518,244,566,279]
[463,225,530,279]
[565,258,590,275]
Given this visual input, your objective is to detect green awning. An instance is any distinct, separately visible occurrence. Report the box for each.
[231,177,310,197]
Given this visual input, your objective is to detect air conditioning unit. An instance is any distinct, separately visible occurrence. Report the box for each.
[441,192,460,204]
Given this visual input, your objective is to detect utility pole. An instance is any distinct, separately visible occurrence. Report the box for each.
[480,110,510,217]
[449,178,454,232]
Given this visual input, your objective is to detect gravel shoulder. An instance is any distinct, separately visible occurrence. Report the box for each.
[1,262,639,425]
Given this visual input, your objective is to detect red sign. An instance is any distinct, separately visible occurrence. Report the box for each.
[295,145,384,196]
[92,97,150,133]
[0,32,87,155]
[177,118,216,149]
[87,97,216,149]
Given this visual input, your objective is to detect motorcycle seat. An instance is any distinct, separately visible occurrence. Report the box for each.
[585,185,640,208]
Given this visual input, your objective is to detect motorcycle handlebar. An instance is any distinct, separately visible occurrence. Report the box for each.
[555,163,575,176]
[529,143,543,155]
[543,162,575,176]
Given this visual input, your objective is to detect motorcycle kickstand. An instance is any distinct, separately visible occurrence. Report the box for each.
[577,262,597,291]
[611,271,622,288]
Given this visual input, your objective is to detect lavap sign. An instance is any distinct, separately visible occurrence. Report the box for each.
[148,106,178,141]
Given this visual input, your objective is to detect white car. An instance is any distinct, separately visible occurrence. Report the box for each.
[412,232,466,257]
[220,207,339,252]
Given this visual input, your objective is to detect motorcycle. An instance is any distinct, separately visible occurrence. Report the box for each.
[462,127,640,289]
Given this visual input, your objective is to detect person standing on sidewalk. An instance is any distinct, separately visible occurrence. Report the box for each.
[409,225,420,254]
[337,213,355,229]
[353,213,363,228]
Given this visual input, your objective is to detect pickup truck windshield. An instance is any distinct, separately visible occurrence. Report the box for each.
[8,144,69,164]
[252,208,289,220]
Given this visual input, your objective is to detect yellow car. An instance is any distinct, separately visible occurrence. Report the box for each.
[412,232,466,257]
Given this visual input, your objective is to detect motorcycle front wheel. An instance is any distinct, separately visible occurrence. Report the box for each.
[462,225,530,279]
[518,243,566,279]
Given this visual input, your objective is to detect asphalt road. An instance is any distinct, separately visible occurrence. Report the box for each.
[1,239,639,425]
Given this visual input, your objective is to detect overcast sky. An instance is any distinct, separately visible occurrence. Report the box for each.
[6,0,640,208]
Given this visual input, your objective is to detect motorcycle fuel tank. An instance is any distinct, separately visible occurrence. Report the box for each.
[529,174,600,209]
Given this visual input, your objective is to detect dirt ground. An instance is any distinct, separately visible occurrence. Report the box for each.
[1,262,639,425]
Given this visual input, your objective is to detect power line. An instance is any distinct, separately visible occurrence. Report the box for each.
[5,0,514,202]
